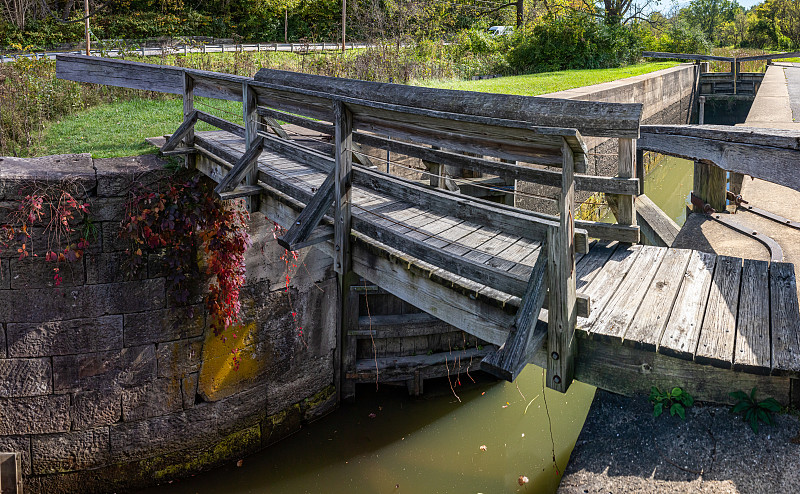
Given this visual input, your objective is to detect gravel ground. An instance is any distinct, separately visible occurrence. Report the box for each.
[558,391,800,493]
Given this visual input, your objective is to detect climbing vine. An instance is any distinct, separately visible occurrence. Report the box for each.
[0,179,94,286]
[120,173,250,334]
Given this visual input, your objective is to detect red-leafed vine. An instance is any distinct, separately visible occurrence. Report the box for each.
[120,173,250,334]
[0,179,94,286]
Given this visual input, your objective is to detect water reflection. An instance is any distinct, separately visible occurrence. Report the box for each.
[140,367,595,494]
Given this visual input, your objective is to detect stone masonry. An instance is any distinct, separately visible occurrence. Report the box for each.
[0,154,338,493]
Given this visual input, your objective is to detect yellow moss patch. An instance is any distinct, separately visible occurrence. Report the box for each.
[198,320,265,401]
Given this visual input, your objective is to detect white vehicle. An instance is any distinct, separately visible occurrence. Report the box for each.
[488,26,514,36]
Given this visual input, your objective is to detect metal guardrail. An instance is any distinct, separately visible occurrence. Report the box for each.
[0,41,371,63]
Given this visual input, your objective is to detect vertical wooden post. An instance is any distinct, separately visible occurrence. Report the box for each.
[182,71,195,169]
[612,138,636,226]
[547,139,577,393]
[694,160,727,212]
[636,148,645,196]
[334,99,355,404]
[243,81,259,212]
[340,286,359,402]
[734,59,739,95]
[0,452,23,494]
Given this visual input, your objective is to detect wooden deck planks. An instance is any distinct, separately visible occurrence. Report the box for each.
[770,262,800,375]
[622,248,692,351]
[590,245,667,344]
[695,256,743,368]
[577,244,642,330]
[734,259,771,374]
[659,251,716,360]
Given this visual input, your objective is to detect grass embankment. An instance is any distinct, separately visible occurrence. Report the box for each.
[39,61,679,158]
[420,62,678,95]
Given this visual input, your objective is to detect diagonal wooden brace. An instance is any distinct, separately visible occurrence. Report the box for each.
[277,169,336,251]
[213,136,265,197]
[162,110,199,153]
[481,247,549,382]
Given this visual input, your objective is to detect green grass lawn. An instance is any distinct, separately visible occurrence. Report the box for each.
[39,97,243,159]
[40,62,677,158]
[419,62,678,96]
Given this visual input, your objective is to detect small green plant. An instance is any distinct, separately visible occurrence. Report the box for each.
[729,388,781,433]
[649,386,694,420]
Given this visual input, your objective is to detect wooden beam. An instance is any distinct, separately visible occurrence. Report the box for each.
[481,246,549,381]
[639,125,800,191]
[243,82,260,212]
[182,72,195,169]
[612,138,636,226]
[353,132,637,192]
[635,194,679,247]
[547,139,578,393]
[254,68,643,138]
[738,51,800,61]
[197,111,246,138]
[257,106,334,135]
[212,136,264,196]
[277,169,335,251]
[693,160,727,212]
[161,110,198,152]
[334,100,354,275]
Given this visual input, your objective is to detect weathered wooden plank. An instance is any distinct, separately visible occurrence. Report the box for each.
[277,169,335,251]
[349,103,584,167]
[635,194,679,247]
[349,313,455,338]
[354,132,635,192]
[574,241,619,291]
[734,259,771,374]
[481,245,549,381]
[638,128,800,191]
[217,184,262,200]
[529,337,792,406]
[770,262,800,375]
[254,68,643,138]
[213,136,264,195]
[182,72,195,169]
[612,137,636,226]
[590,245,667,344]
[695,256,742,368]
[161,110,198,152]
[547,139,577,393]
[350,347,491,382]
[243,82,260,211]
[658,251,716,359]
[256,106,334,135]
[350,235,514,346]
[642,124,800,151]
[623,248,692,351]
[56,54,184,94]
[578,244,643,330]
[334,100,353,275]
[197,111,246,138]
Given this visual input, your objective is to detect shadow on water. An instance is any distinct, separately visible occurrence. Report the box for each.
[139,367,595,494]
[644,155,694,226]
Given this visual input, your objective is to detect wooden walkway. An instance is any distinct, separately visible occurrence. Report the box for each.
[194,129,800,379]
[56,54,800,404]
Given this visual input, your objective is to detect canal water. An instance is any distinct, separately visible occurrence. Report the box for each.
[141,156,692,494]
[140,368,595,494]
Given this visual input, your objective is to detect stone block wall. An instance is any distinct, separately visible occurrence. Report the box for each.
[0,154,338,493]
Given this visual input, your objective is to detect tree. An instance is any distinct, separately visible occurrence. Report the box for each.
[681,0,740,43]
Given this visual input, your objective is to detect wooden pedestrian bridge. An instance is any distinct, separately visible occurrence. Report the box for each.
[56,54,800,404]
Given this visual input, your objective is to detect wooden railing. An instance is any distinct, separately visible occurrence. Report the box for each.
[55,54,647,391]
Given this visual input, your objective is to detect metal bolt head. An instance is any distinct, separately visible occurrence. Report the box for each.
[551,352,559,360]
[335,245,340,251]
[553,375,561,384]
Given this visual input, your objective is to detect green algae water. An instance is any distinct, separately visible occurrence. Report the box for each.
[140,367,595,494]
[643,155,694,225]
